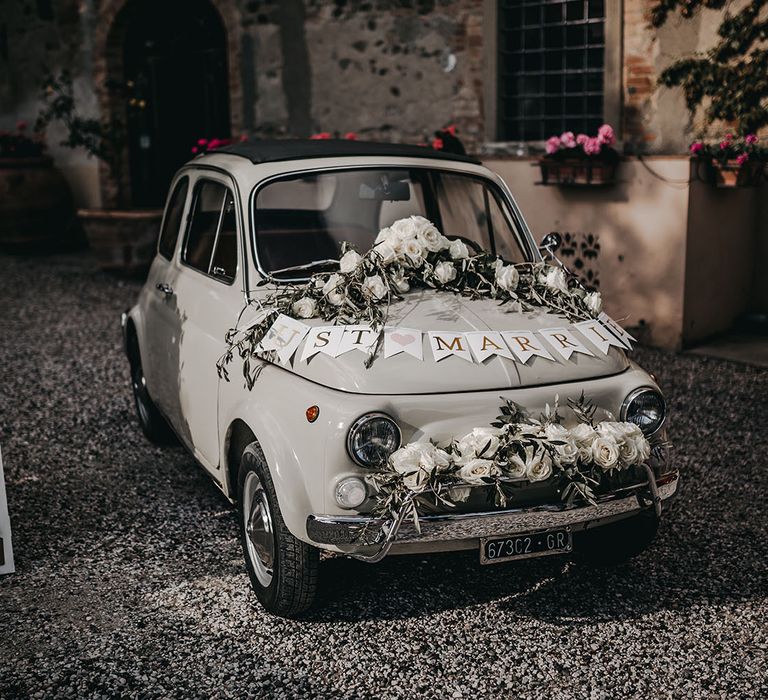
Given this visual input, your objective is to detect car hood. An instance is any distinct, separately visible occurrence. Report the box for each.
[281,289,628,394]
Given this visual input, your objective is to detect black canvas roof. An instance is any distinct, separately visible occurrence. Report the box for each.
[213,139,480,165]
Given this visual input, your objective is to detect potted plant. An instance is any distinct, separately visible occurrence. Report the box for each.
[689,133,766,188]
[35,71,161,274]
[0,121,73,249]
[538,124,620,186]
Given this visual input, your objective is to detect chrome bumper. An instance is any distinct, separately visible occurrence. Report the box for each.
[307,469,680,562]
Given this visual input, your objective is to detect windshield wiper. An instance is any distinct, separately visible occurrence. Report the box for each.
[268,259,340,277]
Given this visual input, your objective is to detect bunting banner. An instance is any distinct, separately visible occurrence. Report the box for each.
[257,317,633,367]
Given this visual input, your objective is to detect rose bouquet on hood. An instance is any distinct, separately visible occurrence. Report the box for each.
[219,216,603,387]
[366,393,654,526]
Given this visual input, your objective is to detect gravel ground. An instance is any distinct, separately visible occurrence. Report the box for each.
[1,252,767,700]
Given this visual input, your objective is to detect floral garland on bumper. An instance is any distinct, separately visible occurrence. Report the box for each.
[217,216,604,384]
[368,394,652,525]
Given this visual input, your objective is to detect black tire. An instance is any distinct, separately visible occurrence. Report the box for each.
[128,333,176,445]
[574,511,659,565]
[237,442,319,617]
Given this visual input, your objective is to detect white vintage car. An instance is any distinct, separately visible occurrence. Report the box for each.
[123,140,678,617]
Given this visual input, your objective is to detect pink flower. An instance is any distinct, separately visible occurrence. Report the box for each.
[444,124,458,136]
[576,133,589,145]
[719,140,730,150]
[583,137,602,155]
[16,120,27,132]
[689,142,704,155]
[344,131,358,140]
[197,138,208,146]
[560,131,576,148]
[431,136,444,150]
[597,124,615,146]
[545,135,561,154]
[191,146,198,154]
[239,133,248,142]
[310,132,331,140]
[736,153,749,166]
[746,134,759,145]
[725,133,734,141]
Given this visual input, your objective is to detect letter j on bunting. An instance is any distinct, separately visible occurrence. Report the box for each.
[259,314,310,365]
[428,332,473,363]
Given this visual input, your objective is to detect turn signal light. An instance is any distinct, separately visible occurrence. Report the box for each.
[306,405,320,423]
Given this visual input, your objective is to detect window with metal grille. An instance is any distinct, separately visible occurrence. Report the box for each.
[498,0,606,142]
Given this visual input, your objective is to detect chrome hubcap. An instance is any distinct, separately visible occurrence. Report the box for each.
[243,471,274,587]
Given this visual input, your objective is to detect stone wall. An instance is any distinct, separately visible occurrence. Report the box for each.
[0,0,751,207]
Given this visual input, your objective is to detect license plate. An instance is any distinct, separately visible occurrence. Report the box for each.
[480,527,572,565]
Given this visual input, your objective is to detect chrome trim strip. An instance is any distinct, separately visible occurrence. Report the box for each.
[306,472,679,550]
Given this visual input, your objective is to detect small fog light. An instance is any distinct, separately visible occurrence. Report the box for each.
[335,477,367,509]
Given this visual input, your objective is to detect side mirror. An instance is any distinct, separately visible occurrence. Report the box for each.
[539,231,562,254]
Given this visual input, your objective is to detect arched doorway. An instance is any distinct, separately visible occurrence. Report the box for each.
[118,0,230,207]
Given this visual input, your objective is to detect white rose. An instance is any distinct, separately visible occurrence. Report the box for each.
[597,422,627,442]
[556,439,580,465]
[362,274,388,301]
[449,239,470,260]
[458,458,498,485]
[390,218,418,241]
[414,219,447,252]
[402,238,425,267]
[391,269,410,294]
[322,273,346,306]
[505,453,527,479]
[433,261,457,285]
[495,261,520,292]
[339,250,363,274]
[570,423,597,462]
[619,437,640,465]
[374,240,398,265]
[291,297,317,319]
[540,266,569,295]
[584,291,603,315]
[374,226,394,246]
[389,443,434,492]
[455,427,502,464]
[591,436,620,470]
[526,451,553,482]
[544,424,570,442]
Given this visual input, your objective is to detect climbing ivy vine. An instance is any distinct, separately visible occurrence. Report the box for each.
[653,0,768,133]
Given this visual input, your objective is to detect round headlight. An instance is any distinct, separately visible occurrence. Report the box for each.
[335,477,368,509]
[346,412,401,468]
[622,387,666,436]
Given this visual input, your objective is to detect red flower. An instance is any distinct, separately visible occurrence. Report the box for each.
[344,131,358,140]
[310,132,331,140]
[239,133,248,142]
[16,120,27,132]
[431,136,444,150]
[444,124,458,136]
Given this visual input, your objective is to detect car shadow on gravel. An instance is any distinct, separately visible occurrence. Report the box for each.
[307,506,766,623]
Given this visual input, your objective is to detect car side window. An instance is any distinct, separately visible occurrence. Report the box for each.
[158,176,189,260]
[183,179,238,283]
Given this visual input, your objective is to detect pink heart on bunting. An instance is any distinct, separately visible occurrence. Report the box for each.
[391,332,415,347]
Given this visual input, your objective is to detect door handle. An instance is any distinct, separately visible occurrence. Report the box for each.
[156,282,174,297]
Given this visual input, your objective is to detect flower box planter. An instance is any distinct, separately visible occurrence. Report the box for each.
[701,158,764,188]
[0,156,74,249]
[78,208,162,275]
[538,158,619,187]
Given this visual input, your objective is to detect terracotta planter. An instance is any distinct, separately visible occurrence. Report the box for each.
[538,157,618,186]
[78,208,162,274]
[704,158,764,188]
[0,156,74,248]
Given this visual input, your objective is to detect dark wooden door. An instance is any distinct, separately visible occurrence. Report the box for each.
[123,0,230,207]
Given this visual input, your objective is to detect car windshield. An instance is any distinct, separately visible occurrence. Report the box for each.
[252,167,531,280]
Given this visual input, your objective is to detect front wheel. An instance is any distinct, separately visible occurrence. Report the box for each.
[128,334,175,445]
[237,443,319,617]
[574,511,659,565]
